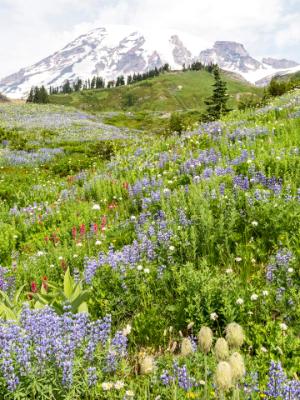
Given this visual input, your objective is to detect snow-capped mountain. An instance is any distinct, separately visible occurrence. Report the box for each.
[0,24,299,98]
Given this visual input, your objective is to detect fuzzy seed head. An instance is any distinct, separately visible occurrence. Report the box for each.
[181,337,194,356]
[198,326,213,354]
[215,361,233,392]
[139,355,155,375]
[229,352,246,382]
[225,323,245,349]
[215,338,229,361]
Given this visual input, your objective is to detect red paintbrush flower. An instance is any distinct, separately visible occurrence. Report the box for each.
[80,224,86,236]
[31,281,38,293]
[71,226,77,240]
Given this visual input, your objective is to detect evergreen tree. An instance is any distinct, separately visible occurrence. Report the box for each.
[39,86,49,103]
[27,86,49,104]
[91,76,96,89]
[116,76,125,87]
[73,78,83,92]
[26,87,35,103]
[204,67,230,121]
[62,80,72,94]
[95,77,104,89]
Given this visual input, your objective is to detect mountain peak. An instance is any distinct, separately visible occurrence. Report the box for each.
[199,40,261,73]
[0,24,300,98]
[262,57,299,69]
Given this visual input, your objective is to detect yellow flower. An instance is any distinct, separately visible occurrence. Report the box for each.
[260,394,267,398]
[186,392,197,399]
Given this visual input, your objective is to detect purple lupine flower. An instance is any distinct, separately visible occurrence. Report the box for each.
[265,361,287,398]
[87,367,98,387]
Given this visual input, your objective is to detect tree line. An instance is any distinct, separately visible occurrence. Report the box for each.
[48,64,171,95]
[26,62,218,103]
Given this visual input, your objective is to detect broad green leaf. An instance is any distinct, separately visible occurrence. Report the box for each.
[78,301,89,313]
[64,267,73,299]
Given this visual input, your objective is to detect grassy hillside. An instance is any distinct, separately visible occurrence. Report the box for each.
[49,70,262,113]
[0,90,300,398]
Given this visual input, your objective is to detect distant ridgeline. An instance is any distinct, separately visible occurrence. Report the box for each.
[49,62,217,95]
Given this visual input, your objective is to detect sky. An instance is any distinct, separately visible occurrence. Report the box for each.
[0,0,299,78]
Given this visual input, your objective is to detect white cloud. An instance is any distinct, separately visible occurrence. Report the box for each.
[0,0,299,78]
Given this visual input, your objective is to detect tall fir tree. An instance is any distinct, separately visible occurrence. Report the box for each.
[205,67,230,121]
[26,87,34,103]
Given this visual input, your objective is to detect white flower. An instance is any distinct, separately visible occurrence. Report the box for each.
[73,254,78,259]
[287,268,294,273]
[125,390,135,397]
[226,268,233,274]
[58,256,63,260]
[210,312,218,321]
[144,268,150,274]
[251,294,259,301]
[50,264,55,268]
[247,159,252,164]
[92,204,100,210]
[169,245,175,251]
[199,380,205,386]
[76,242,83,247]
[137,265,143,271]
[260,346,268,353]
[280,323,288,331]
[37,251,45,257]
[248,311,254,316]
[187,321,194,330]
[102,382,113,391]
[251,220,258,227]
[235,257,242,262]
[95,240,102,246]
[130,215,136,221]
[114,380,125,390]
[122,324,132,336]
[262,290,269,297]
[236,298,244,305]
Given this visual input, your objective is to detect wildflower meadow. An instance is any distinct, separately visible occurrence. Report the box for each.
[0,90,299,399]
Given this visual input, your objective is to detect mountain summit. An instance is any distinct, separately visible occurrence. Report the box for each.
[0,25,299,98]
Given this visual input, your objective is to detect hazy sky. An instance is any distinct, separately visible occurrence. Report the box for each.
[0,0,299,78]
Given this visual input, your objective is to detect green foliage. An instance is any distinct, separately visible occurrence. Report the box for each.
[168,112,185,135]
[0,286,25,320]
[33,268,89,314]
[27,86,49,104]
[237,93,262,110]
[0,89,300,398]
[49,70,263,113]
[204,66,230,120]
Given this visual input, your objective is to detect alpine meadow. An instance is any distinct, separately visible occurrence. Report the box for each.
[0,2,300,399]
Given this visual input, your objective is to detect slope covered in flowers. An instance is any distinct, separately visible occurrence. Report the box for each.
[0,91,299,399]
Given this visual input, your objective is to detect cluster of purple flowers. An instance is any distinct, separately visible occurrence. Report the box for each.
[160,362,197,391]
[265,361,300,400]
[128,176,163,198]
[84,210,173,284]
[0,266,15,293]
[227,126,269,142]
[181,148,221,174]
[0,306,127,392]
[9,201,55,225]
[266,249,293,283]
[2,148,63,166]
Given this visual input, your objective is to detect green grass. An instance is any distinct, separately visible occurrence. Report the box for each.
[49,70,263,113]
